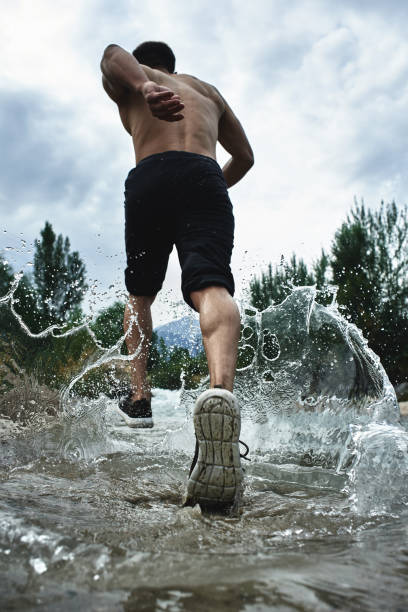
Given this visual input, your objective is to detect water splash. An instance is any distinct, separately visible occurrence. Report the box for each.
[1,276,407,515]
[57,396,125,461]
[0,272,145,415]
[177,287,407,514]
[347,423,408,514]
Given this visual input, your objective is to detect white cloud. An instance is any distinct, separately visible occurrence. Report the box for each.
[1,0,407,325]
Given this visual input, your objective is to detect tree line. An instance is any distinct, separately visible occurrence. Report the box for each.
[0,222,208,396]
[250,201,408,385]
[1,200,408,395]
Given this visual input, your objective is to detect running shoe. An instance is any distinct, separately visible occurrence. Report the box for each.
[184,388,245,509]
[115,392,153,428]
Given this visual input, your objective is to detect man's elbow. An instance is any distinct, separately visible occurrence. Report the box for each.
[241,150,254,170]
[101,44,120,71]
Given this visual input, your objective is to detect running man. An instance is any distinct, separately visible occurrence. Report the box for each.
[101,41,254,507]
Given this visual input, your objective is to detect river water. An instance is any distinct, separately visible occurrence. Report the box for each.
[1,288,408,611]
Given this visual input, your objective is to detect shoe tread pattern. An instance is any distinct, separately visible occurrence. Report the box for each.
[187,394,243,505]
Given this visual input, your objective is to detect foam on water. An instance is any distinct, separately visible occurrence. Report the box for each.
[347,422,408,514]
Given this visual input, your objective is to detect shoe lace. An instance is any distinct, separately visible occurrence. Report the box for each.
[189,438,250,476]
[239,440,250,461]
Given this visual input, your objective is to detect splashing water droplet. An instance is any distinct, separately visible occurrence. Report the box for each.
[30,558,47,574]
[237,344,256,370]
[261,329,280,361]
[262,370,275,383]
[242,325,254,340]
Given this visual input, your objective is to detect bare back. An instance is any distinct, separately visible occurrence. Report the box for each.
[118,66,225,163]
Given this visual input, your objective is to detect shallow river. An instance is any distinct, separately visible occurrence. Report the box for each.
[2,287,408,610]
[1,387,408,612]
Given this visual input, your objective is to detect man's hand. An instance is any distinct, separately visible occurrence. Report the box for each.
[142,81,184,122]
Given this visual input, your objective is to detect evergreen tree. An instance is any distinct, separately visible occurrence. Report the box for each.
[0,256,13,296]
[331,201,408,383]
[91,301,125,348]
[0,256,15,347]
[248,200,408,384]
[313,249,330,289]
[250,254,316,311]
[33,221,88,325]
[0,255,39,337]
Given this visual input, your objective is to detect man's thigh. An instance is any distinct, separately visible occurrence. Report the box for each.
[124,166,174,296]
[175,170,235,309]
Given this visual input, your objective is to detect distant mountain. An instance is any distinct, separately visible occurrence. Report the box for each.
[155,316,203,356]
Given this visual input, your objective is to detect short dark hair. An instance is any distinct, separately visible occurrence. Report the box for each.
[132,41,176,73]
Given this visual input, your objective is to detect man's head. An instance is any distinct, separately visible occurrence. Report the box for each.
[132,41,176,73]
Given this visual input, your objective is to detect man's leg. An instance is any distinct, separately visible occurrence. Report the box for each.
[124,294,156,401]
[190,286,240,392]
[186,286,243,508]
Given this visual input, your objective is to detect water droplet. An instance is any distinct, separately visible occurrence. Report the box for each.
[261,329,280,361]
[241,325,254,341]
[30,558,47,574]
[262,370,275,383]
[237,344,255,370]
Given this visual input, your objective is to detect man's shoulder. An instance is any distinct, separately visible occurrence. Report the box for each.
[177,72,215,90]
[176,74,224,105]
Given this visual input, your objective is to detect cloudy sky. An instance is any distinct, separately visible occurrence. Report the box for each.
[1,0,408,325]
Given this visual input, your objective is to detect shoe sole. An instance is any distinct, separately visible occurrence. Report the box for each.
[185,389,243,509]
[114,405,153,429]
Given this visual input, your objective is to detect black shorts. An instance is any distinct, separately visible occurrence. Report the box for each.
[124,151,235,309]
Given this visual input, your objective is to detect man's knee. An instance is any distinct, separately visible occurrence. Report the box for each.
[190,286,232,311]
[128,293,157,309]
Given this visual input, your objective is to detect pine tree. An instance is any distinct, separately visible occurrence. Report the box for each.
[33,221,88,325]
[331,201,408,383]
[91,301,125,348]
[0,256,13,296]
[0,255,39,336]
[248,200,408,384]
[249,254,316,311]
[313,249,330,289]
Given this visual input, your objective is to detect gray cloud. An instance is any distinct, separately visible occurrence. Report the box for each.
[2,0,408,324]
[0,85,129,306]
[342,0,408,21]
[350,117,408,185]
[0,89,105,211]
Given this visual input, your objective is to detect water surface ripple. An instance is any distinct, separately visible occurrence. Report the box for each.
[1,394,407,611]
[1,288,408,610]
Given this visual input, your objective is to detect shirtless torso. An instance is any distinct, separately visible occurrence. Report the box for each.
[119,68,224,162]
[101,45,253,187]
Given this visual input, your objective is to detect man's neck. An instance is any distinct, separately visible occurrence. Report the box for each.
[153,66,171,74]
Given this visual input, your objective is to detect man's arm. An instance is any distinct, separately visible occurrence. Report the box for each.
[218,99,254,188]
[100,44,184,121]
